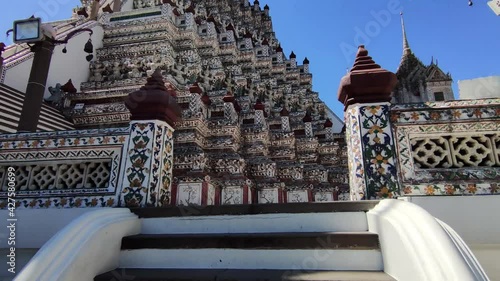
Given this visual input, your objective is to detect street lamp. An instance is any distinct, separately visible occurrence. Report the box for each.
[6,17,94,132]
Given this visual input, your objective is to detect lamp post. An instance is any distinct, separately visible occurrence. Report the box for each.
[7,17,94,132]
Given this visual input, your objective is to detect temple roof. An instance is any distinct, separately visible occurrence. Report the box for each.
[396,13,451,84]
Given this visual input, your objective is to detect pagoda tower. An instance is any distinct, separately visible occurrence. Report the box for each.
[392,13,455,103]
[59,0,348,205]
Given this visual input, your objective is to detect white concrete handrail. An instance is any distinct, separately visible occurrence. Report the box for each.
[14,208,140,281]
[436,218,489,280]
[367,199,489,281]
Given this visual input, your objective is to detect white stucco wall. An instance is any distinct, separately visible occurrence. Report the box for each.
[458,76,500,100]
[2,24,104,99]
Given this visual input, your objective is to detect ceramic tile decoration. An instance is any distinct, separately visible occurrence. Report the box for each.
[176,183,202,206]
[345,106,366,200]
[29,0,350,205]
[0,128,128,209]
[286,190,309,203]
[222,186,244,205]
[314,191,334,202]
[258,188,280,204]
[345,103,400,200]
[120,120,175,207]
[5,0,499,209]
[392,99,500,195]
[159,126,175,206]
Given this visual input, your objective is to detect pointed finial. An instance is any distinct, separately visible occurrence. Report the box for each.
[400,12,411,56]
[431,56,434,65]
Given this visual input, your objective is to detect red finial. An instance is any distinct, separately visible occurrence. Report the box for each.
[302,111,312,122]
[324,118,333,128]
[254,99,265,110]
[61,79,77,93]
[337,45,397,110]
[189,82,203,94]
[201,93,211,105]
[280,107,289,116]
[223,91,235,102]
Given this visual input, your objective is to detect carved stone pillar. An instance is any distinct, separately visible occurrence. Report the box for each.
[120,69,181,207]
[337,46,400,200]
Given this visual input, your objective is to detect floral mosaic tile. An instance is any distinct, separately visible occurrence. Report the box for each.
[345,106,366,200]
[0,195,118,209]
[345,103,400,200]
[120,122,156,207]
[391,98,500,110]
[159,126,175,206]
[119,120,176,208]
[402,183,500,196]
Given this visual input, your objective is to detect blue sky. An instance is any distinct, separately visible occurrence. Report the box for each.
[1,0,499,118]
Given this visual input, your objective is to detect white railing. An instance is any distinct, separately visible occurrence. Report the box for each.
[367,199,489,281]
[14,208,140,281]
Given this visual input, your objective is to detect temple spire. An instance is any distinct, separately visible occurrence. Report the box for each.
[400,12,411,57]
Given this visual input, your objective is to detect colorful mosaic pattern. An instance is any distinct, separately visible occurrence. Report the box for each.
[391,98,500,111]
[0,196,117,209]
[120,121,175,207]
[159,127,175,206]
[392,100,500,196]
[0,128,128,209]
[402,183,500,196]
[391,104,500,124]
[345,103,399,200]
[345,106,365,200]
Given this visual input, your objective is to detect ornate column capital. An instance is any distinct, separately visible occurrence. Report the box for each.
[337,45,397,110]
[125,69,181,128]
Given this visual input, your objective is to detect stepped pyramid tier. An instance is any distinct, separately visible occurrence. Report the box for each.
[38,0,349,204]
[392,12,454,104]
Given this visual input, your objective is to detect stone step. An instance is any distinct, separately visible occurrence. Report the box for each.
[121,232,380,250]
[95,268,396,281]
[118,248,383,271]
[140,212,369,234]
[131,201,380,218]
